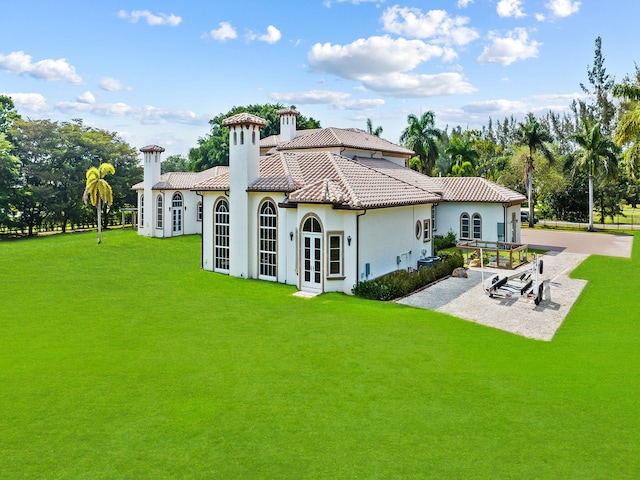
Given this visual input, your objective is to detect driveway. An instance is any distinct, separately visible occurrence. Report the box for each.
[397,230,633,341]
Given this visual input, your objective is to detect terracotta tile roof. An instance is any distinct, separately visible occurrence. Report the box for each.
[260,129,320,149]
[276,107,300,116]
[275,127,414,157]
[432,177,526,204]
[131,166,228,191]
[354,157,444,195]
[222,112,267,128]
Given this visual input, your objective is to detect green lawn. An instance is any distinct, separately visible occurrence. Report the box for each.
[1,230,638,479]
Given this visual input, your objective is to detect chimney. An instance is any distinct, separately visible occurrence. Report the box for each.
[222,112,267,279]
[140,144,164,236]
[277,107,300,143]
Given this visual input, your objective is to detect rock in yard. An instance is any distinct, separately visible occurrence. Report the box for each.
[451,267,468,278]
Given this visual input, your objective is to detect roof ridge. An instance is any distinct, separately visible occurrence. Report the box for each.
[329,153,362,208]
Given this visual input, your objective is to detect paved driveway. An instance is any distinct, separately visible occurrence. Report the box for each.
[522,228,633,257]
[397,230,633,341]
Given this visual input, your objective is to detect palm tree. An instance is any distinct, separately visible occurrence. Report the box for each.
[366,118,383,137]
[399,111,442,176]
[569,118,619,231]
[445,136,479,177]
[516,113,554,227]
[83,163,115,244]
[613,82,640,177]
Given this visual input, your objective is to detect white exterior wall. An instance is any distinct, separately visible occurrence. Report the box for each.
[357,204,433,282]
[436,202,522,243]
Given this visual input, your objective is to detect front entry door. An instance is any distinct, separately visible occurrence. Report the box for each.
[301,217,323,292]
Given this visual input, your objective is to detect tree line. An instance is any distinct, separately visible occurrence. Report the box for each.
[0,97,141,235]
[400,37,640,230]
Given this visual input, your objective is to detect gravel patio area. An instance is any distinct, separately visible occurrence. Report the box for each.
[397,230,633,341]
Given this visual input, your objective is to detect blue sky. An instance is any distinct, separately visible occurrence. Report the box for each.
[1,0,638,159]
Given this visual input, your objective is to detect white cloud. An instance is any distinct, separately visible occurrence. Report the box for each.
[309,35,447,80]
[204,22,237,41]
[99,77,132,92]
[5,93,49,113]
[55,100,208,125]
[457,0,474,7]
[381,6,479,46]
[535,13,547,21]
[358,72,476,97]
[77,91,95,104]
[118,10,182,27]
[545,0,580,18]
[269,89,384,110]
[497,0,525,18]
[0,51,82,84]
[259,25,282,44]
[477,28,541,65]
[461,99,528,114]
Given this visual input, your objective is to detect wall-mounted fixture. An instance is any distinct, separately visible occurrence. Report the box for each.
[290,231,294,241]
[347,235,352,246]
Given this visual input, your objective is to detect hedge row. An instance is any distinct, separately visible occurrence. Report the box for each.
[352,253,464,301]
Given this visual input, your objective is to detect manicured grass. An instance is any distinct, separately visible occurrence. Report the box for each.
[1,230,639,479]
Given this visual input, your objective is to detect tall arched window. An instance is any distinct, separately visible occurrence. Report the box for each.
[259,200,277,279]
[156,195,163,229]
[460,213,470,240]
[472,213,482,240]
[214,199,230,272]
[140,195,144,226]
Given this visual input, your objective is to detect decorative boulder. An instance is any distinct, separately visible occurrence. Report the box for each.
[451,267,468,278]
[469,259,481,268]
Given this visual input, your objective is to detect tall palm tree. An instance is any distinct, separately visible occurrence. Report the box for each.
[613,82,640,177]
[366,118,383,137]
[445,136,479,177]
[569,118,619,231]
[516,113,554,227]
[83,163,115,244]
[399,111,442,176]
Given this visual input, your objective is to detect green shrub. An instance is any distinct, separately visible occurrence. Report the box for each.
[434,229,457,254]
[352,253,464,301]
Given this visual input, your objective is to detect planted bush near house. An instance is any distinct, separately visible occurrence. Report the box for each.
[352,253,464,300]
[434,228,457,254]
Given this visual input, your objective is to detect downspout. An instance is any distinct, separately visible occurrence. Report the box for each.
[356,209,367,285]
[197,191,203,269]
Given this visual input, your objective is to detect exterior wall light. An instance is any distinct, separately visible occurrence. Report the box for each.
[347,235,352,246]
[290,231,294,241]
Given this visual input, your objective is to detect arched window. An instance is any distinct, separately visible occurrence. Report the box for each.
[156,195,163,229]
[460,213,470,240]
[259,200,277,279]
[214,199,230,272]
[140,195,144,226]
[303,217,322,233]
[472,213,482,240]
[240,130,244,145]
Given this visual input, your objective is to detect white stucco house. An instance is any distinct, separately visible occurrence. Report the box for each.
[133,108,525,294]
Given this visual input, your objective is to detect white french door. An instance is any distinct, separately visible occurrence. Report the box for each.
[302,232,322,291]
